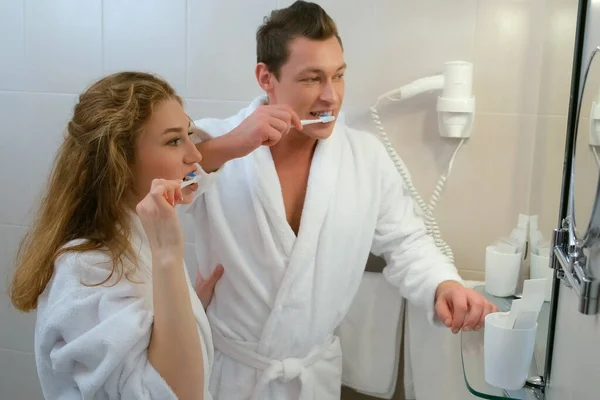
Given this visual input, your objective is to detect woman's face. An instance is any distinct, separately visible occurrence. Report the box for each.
[131,98,203,204]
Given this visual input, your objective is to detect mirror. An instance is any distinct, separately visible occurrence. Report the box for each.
[554,45,600,317]
[571,47,600,244]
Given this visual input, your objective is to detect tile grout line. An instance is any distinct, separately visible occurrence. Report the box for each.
[0,89,573,120]
[0,347,34,356]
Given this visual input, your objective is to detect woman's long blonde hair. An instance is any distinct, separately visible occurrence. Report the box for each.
[10,71,181,312]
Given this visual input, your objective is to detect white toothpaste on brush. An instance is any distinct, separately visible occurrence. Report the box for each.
[300,112,335,126]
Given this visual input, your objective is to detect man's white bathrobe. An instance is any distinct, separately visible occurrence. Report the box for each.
[186,96,463,400]
[35,205,216,399]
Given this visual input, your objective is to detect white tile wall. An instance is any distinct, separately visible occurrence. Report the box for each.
[0,1,578,399]
[103,0,188,94]
[0,92,77,225]
[186,0,278,100]
[0,1,26,90]
[370,0,478,110]
[24,0,103,93]
[537,0,578,116]
[0,225,36,353]
[0,349,44,400]
[473,0,546,115]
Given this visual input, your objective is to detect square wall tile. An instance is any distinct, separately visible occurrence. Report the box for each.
[25,0,102,93]
[435,113,537,271]
[366,0,478,110]
[473,0,546,114]
[27,94,78,176]
[0,349,43,400]
[0,92,29,225]
[184,99,250,120]
[529,116,567,237]
[0,225,36,353]
[0,92,77,226]
[103,0,187,95]
[537,0,577,116]
[186,0,277,100]
[0,1,26,90]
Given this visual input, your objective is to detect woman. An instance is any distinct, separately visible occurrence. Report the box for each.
[10,72,216,400]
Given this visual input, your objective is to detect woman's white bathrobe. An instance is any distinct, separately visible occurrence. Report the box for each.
[35,207,216,399]
[186,96,464,400]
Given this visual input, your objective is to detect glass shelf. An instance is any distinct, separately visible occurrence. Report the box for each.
[461,285,549,399]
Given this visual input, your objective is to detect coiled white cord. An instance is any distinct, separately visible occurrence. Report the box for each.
[369,100,465,264]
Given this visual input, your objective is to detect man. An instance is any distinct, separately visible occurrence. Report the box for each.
[187,1,497,399]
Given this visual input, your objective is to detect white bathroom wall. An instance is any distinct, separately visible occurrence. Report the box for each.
[0,0,577,399]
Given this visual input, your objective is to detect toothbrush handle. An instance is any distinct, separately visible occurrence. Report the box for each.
[180,179,196,189]
[300,119,320,126]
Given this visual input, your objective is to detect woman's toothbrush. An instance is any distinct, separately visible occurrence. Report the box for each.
[301,113,336,126]
[181,172,199,189]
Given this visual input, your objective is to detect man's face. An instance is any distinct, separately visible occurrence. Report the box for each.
[264,36,346,140]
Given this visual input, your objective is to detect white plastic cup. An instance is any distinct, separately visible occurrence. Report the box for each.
[530,253,553,302]
[484,312,537,390]
[485,246,522,297]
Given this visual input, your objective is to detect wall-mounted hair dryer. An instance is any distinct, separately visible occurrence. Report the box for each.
[370,61,476,264]
[373,61,475,138]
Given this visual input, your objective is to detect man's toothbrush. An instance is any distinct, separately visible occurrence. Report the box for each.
[300,113,336,126]
[181,172,199,189]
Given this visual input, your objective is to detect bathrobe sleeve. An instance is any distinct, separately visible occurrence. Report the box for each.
[369,142,464,326]
[179,117,242,218]
[35,253,178,400]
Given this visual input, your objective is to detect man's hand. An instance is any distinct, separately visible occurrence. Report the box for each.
[434,280,498,333]
[229,104,303,157]
[195,104,303,173]
[194,264,224,310]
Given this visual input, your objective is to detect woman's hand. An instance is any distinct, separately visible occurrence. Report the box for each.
[136,179,185,262]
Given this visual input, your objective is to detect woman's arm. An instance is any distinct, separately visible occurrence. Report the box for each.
[148,255,205,400]
[138,179,206,400]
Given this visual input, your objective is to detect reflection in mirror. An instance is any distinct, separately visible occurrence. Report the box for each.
[553,46,600,317]
[572,47,600,242]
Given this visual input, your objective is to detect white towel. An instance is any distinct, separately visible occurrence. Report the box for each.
[403,280,484,400]
[337,271,404,398]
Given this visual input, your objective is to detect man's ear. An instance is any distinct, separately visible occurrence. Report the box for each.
[255,63,275,92]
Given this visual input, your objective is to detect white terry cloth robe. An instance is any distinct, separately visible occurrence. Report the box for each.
[34,168,218,400]
[185,95,464,400]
